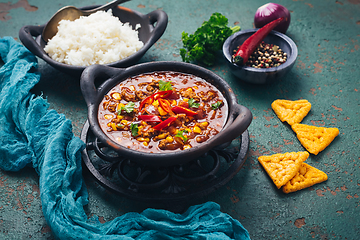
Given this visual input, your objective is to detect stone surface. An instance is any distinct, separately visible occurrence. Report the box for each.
[0,0,359,239]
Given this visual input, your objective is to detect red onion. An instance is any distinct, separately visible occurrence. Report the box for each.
[254,3,291,34]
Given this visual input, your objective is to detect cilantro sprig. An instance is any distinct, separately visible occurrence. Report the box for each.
[159,80,173,91]
[188,98,200,108]
[211,101,222,110]
[175,130,188,142]
[180,12,240,66]
[118,102,135,115]
[130,123,139,137]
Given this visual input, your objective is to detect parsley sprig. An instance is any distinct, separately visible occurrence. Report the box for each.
[180,12,240,66]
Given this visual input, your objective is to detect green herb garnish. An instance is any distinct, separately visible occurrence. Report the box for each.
[180,12,240,66]
[211,101,222,110]
[130,123,139,137]
[159,80,173,91]
[118,102,135,114]
[188,98,200,108]
[175,130,188,142]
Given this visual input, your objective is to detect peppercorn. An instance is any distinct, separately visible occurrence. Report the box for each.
[235,42,287,69]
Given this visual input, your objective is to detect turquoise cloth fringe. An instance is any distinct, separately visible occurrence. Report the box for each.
[0,37,250,240]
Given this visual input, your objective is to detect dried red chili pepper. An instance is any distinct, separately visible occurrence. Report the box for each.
[138,115,162,122]
[171,106,197,116]
[153,116,177,131]
[232,17,284,65]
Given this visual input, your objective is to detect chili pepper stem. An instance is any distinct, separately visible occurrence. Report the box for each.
[232,55,244,65]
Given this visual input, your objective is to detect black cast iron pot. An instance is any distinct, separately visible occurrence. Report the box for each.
[80,61,252,167]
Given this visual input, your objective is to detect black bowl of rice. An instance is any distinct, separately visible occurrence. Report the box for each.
[19,5,168,76]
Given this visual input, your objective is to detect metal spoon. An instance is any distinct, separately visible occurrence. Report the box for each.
[42,0,130,42]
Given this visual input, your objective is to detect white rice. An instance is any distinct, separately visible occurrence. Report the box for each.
[44,10,143,66]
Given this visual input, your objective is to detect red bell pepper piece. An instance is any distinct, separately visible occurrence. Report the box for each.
[232,17,284,65]
[138,115,162,122]
[171,106,197,116]
[153,116,177,131]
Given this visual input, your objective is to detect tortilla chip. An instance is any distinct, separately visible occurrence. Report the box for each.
[258,151,309,189]
[271,99,311,125]
[292,123,339,155]
[282,163,328,193]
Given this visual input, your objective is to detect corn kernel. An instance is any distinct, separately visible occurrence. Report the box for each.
[110,123,117,131]
[166,136,173,143]
[186,88,193,92]
[157,133,167,139]
[120,120,128,125]
[117,115,124,120]
[185,128,192,133]
[193,126,201,134]
[152,100,159,107]
[199,122,209,129]
[104,114,113,120]
[111,92,121,100]
[143,142,148,146]
[158,107,167,115]
[144,138,150,142]
[183,144,192,150]
[117,103,125,111]
[137,137,145,142]
[183,98,189,102]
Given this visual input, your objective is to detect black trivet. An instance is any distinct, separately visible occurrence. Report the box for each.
[81,121,249,204]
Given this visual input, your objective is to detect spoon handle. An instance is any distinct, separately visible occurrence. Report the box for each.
[83,0,131,15]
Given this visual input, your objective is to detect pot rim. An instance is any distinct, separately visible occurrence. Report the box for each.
[80,61,252,166]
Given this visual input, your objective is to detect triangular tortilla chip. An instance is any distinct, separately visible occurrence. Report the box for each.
[282,163,328,193]
[292,123,339,155]
[271,99,311,125]
[258,151,309,189]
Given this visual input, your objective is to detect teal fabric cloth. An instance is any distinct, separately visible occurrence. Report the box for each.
[0,36,251,240]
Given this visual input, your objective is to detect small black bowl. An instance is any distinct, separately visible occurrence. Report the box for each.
[19,5,168,77]
[80,61,252,167]
[223,29,298,84]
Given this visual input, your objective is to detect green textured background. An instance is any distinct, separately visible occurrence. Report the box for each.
[0,0,359,239]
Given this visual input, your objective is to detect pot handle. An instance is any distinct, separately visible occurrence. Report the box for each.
[19,25,46,59]
[209,104,252,148]
[145,10,168,46]
[80,65,124,106]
